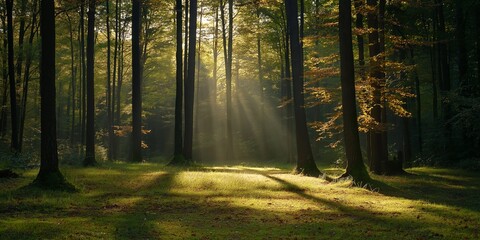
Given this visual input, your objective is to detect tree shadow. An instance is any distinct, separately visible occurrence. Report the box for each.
[368,171,480,212]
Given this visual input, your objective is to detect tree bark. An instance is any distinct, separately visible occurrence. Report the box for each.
[106,0,113,160]
[19,0,39,151]
[6,0,19,152]
[366,0,384,174]
[338,0,369,181]
[285,0,321,177]
[183,0,198,162]
[173,0,184,160]
[35,0,67,186]
[131,0,142,162]
[84,0,97,166]
[80,3,87,149]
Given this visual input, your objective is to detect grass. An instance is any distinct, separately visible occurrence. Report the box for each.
[0,162,479,239]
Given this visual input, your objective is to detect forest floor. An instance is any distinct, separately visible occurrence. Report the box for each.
[0,162,479,239]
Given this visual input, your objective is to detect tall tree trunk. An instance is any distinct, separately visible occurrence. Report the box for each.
[131,0,142,162]
[435,0,451,154]
[256,2,266,159]
[284,16,294,163]
[184,0,189,87]
[183,0,198,162]
[220,0,234,161]
[354,0,369,162]
[111,0,120,159]
[339,0,369,181]
[212,5,219,104]
[6,0,18,152]
[378,0,388,171]
[68,15,77,146]
[19,0,39,151]
[172,0,184,161]
[16,0,26,90]
[35,0,67,186]
[366,0,384,174]
[194,4,203,145]
[285,0,321,177]
[115,35,124,159]
[80,3,87,149]
[84,0,96,166]
[106,0,113,160]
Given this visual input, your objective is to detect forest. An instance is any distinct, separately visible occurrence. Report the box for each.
[0,0,479,239]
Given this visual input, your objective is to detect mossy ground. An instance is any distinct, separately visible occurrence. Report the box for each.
[0,163,479,239]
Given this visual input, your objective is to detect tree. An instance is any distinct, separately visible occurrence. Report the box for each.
[34,0,71,189]
[220,0,234,161]
[285,0,321,177]
[338,0,369,181]
[19,0,39,151]
[84,0,96,166]
[106,0,113,160]
[366,0,386,174]
[172,0,184,162]
[6,0,18,152]
[131,0,143,162]
[183,0,198,163]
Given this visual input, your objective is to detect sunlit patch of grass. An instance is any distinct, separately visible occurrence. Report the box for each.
[1,163,479,239]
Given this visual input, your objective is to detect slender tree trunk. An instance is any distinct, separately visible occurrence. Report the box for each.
[183,0,198,162]
[284,17,294,163]
[212,5,219,104]
[256,2,266,159]
[221,0,234,161]
[19,1,39,151]
[184,0,189,86]
[80,3,87,149]
[339,0,369,181]
[16,0,27,93]
[194,4,203,144]
[173,0,184,160]
[84,0,96,166]
[115,36,124,159]
[435,0,452,154]
[285,0,321,176]
[366,0,384,174]
[6,0,18,152]
[131,0,142,162]
[112,0,120,159]
[65,14,76,146]
[378,0,388,171]
[106,0,113,160]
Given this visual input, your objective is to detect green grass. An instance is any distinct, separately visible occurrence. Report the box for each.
[0,163,479,239]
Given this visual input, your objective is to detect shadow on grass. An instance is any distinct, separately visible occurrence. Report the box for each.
[1,163,479,239]
[367,171,480,212]
[111,172,176,239]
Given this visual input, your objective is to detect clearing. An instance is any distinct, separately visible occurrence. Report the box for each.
[0,163,479,239]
